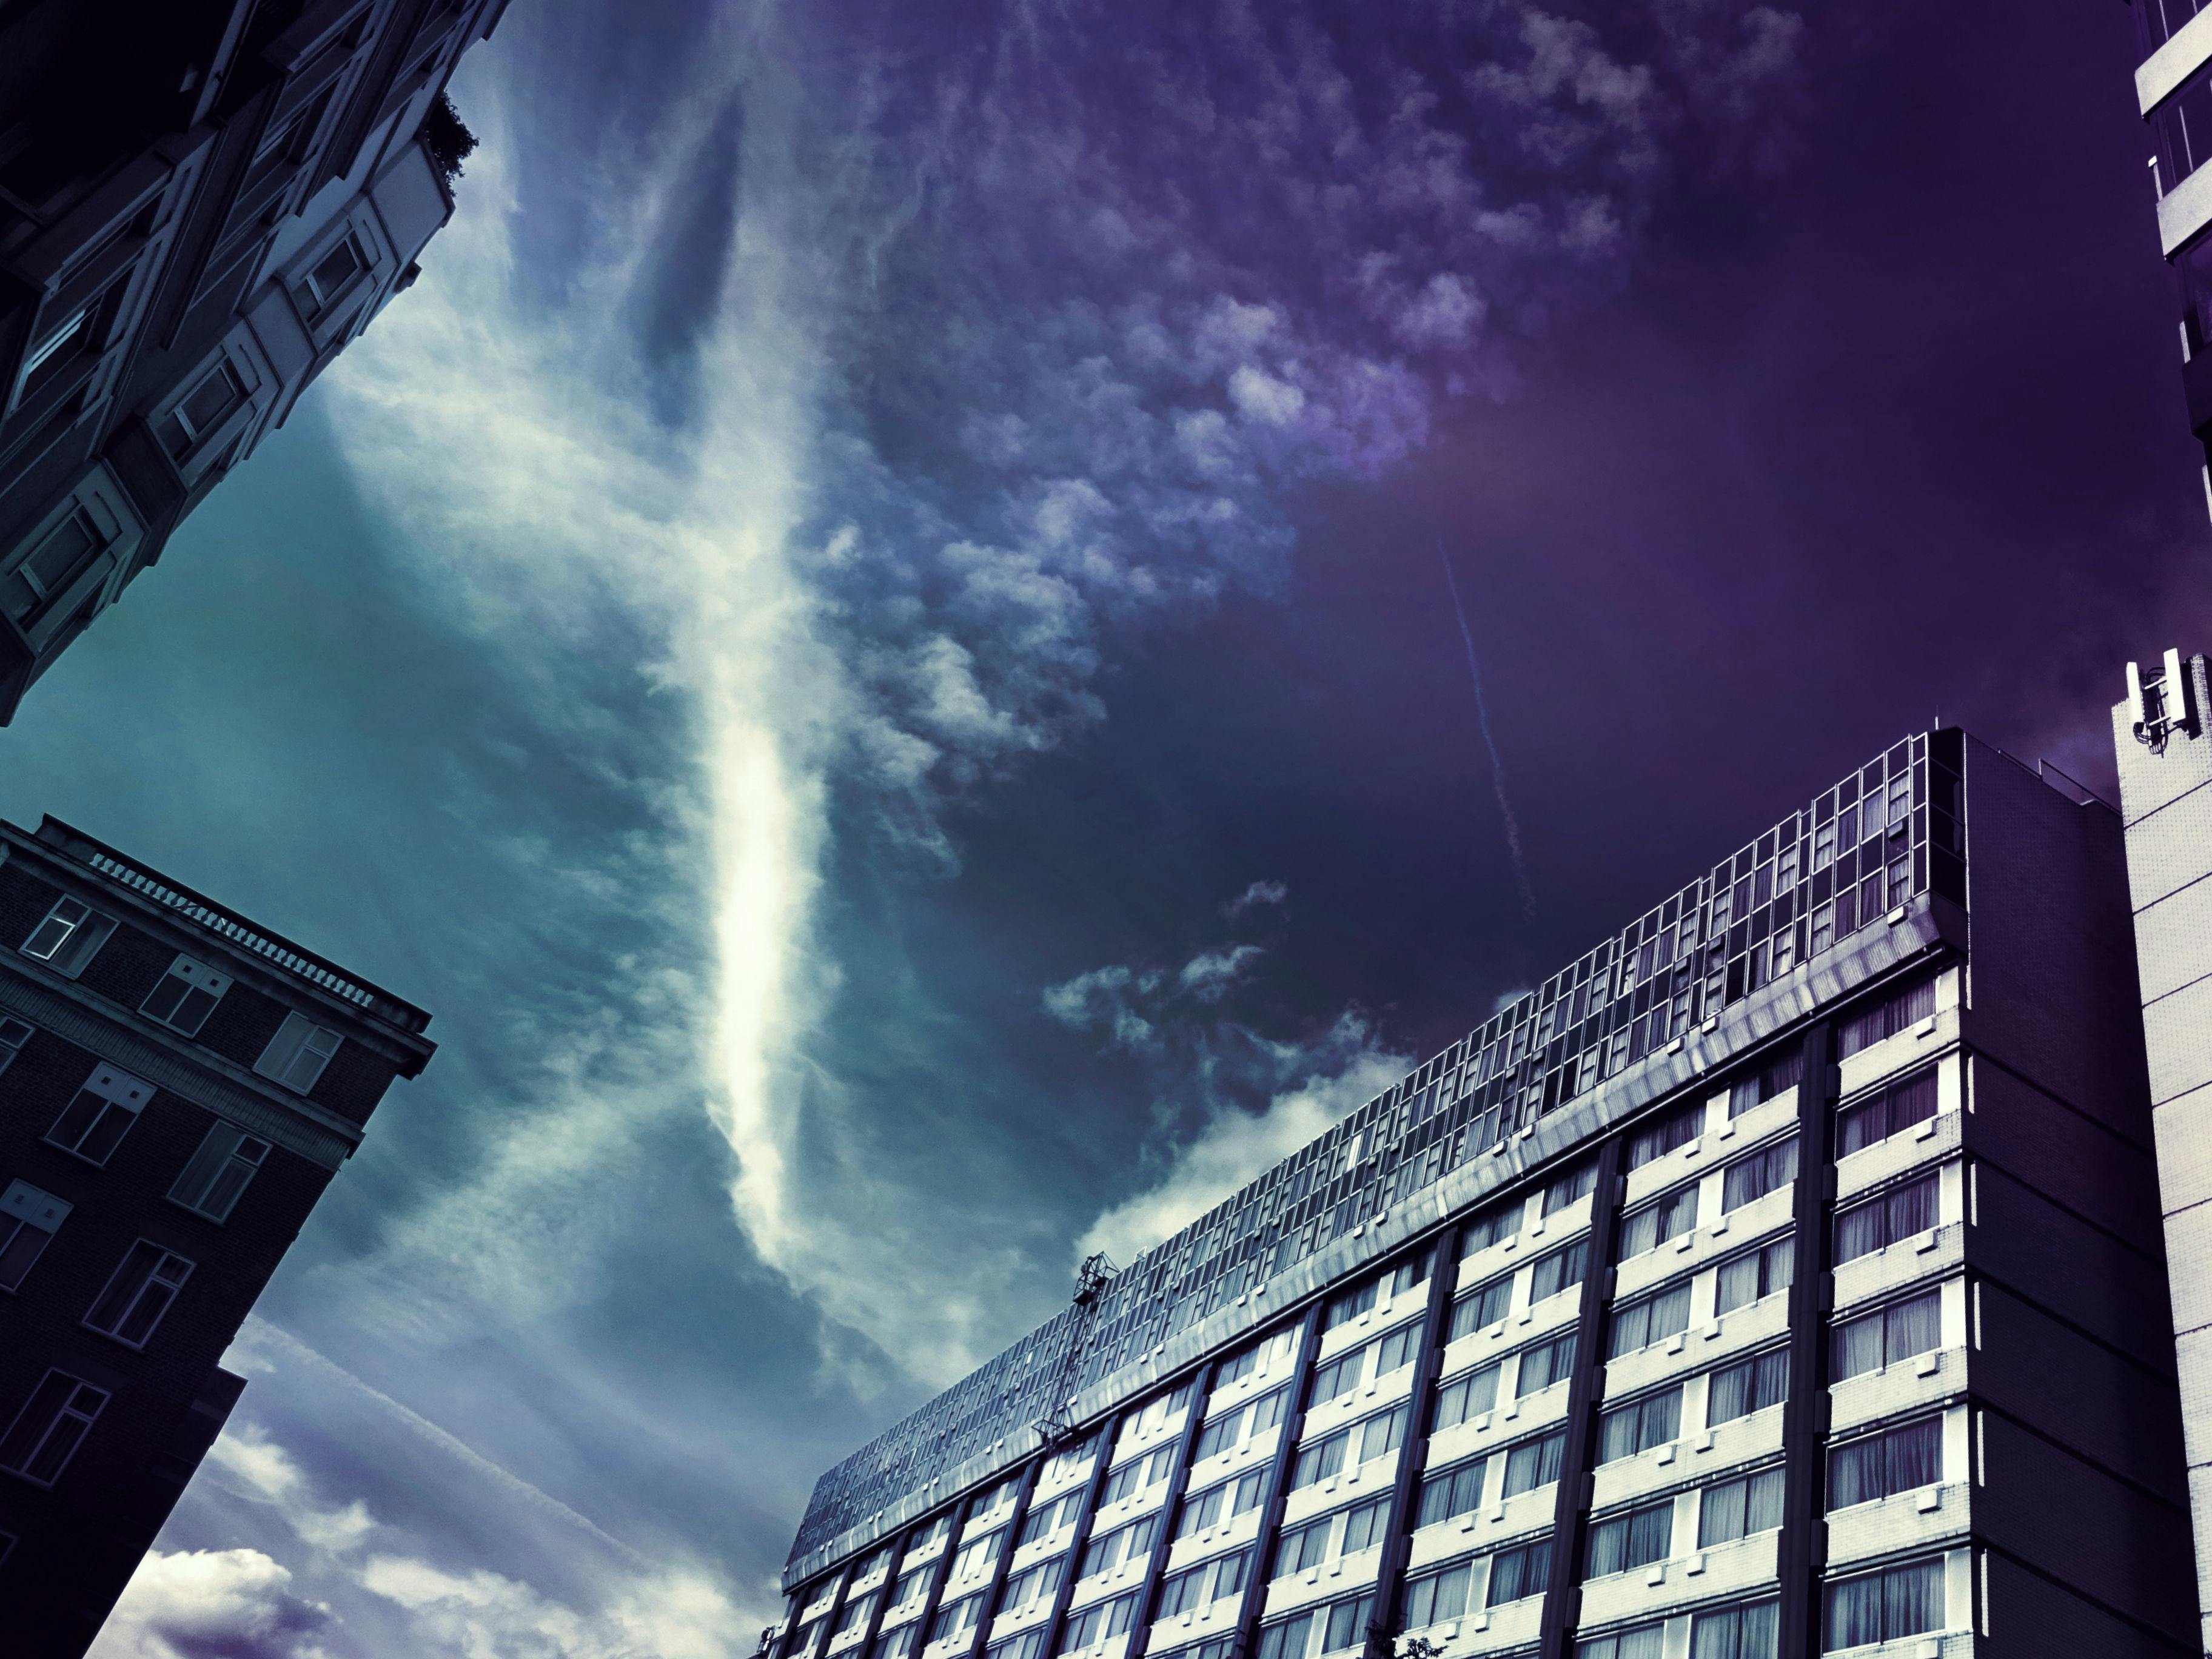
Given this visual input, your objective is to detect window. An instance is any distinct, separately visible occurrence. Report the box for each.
[1707,1350,1789,1425]
[1130,1381,1196,1438]
[1192,1387,1287,1462]
[0,1371,107,1486]
[169,1122,272,1224]
[1721,1139,1798,1213]
[1371,1322,1421,1378]
[1323,1279,1378,1332]
[838,1595,879,1635]
[1019,1492,1084,1546]
[1516,1332,1577,1397]
[1385,1255,1432,1300]
[1416,1456,1487,1527]
[931,1595,984,1644]
[47,1064,154,1165]
[1728,1048,1803,1119]
[1217,1330,1292,1390]
[1500,1429,1564,1497]
[1835,1073,1939,1159]
[1057,1592,1135,1654]
[1690,1601,1778,1659]
[139,956,231,1037]
[1608,1281,1691,1357]
[1449,1275,1512,1340]
[891,1567,931,1609]
[3,511,103,624]
[1311,1350,1364,1407]
[1433,1362,1500,1430]
[1096,1446,1176,1506]
[254,1012,345,1094]
[790,1617,825,1655]
[907,1516,952,1560]
[947,1533,999,1583]
[1834,1173,1939,1263]
[1828,1418,1942,1509]
[85,1240,193,1347]
[1000,1557,1064,1613]
[874,1626,920,1659]
[1339,1496,1387,1554]
[1256,1614,1313,1659]
[1822,1558,1945,1651]
[1598,1387,1681,1463]
[1578,1623,1665,1659]
[0,1017,31,1076]
[1714,1238,1794,1316]
[1177,1471,1261,1539]
[1461,1204,1521,1253]
[0,1181,69,1292]
[1529,1239,1586,1303]
[1486,1538,1550,1606]
[1320,1593,1372,1654]
[1831,1290,1942,1381]
[1835,977,1936,1059]
[302,233,366,313]
[1081,1515,1155,1578]
[987,1634,1044,1659]
[1403,1561,1471,1628]
[159,360,247,459]
[24,306,89,377]
[1620,1184,1698,1258]
[1585,1500,1673,1578]
[1275,1514,1333,1577]
[1157,1549,1247,1616]
[1543,1162,1597,1216]
[1290,1406,1404,1489]
[1627,1103,1700,1170]
[1697,1467,1784,1546]
[19,895,115,976]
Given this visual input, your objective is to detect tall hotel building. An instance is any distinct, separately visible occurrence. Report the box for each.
[765,729,2196,1659]
[0,815,435,1655]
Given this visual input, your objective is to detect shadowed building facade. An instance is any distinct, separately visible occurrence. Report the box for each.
[765,730,2196,1659]
[0,815,435,1655]
[2114,652,2212,1657]
[0,0,509,723]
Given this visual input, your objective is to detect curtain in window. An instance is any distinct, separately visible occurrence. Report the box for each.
[1885,1292,1942,1364]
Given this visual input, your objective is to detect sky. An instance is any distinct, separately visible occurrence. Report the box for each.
[0,0,2200,1653]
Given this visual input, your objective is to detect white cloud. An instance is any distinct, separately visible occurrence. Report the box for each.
[96,1549,329,1659]
[1078,1014,1409,1264]
[1225,879,1289,916]
[1228,364,1307,426]
[1179,944,1265,999]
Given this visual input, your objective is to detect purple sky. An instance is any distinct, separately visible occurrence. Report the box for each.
[0,0,2197,1654]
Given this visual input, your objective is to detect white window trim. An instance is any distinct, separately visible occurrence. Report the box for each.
[83,1239,193,1349]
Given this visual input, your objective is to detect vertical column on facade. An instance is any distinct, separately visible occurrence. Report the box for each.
[1366,1230,1465,1653]
[974,1461,1049,1651]
[1535,1135,1629,1659]
[849,1526,905,1659]
[905,1504,965,1659]
[1031,1415,1127,1659]
[1221,1304,1329,1659]
[786,1565,853,1659]
[1118,1365,1219,1658]
[1774,1021,1837,1659]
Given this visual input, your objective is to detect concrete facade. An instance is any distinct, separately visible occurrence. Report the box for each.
[0,0,509,723]
[768,731,2196,1659]
[2114,652,2212,1656]
[0,814,435,1656]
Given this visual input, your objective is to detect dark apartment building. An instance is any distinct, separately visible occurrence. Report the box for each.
[0,0,509,723]
[0,814,435,1655]
[765,729,2195,1659]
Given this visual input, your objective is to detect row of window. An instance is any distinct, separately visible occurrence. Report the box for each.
[19,895,346,1095]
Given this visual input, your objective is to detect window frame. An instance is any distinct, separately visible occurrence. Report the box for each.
[0,1180,70,1293]
[0,1370,108,1487]
[138,953,232,1038]
[83,1238,194,1349]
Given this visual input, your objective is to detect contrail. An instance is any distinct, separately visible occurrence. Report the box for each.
[1439,543,1537,919]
